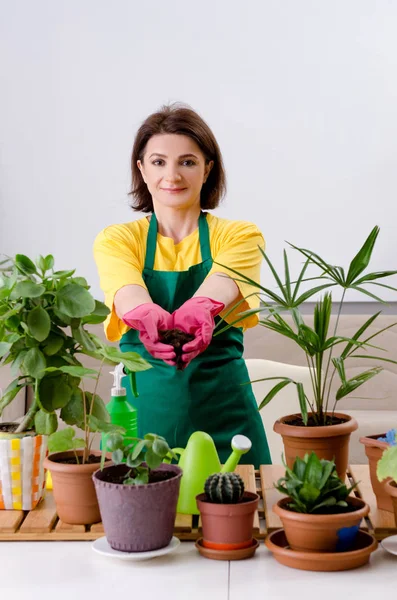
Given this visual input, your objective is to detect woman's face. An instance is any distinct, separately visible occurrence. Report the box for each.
[137,134,213,210]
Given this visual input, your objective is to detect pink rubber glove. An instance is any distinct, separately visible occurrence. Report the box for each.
[172,297,225,367]
[122,303,176,364]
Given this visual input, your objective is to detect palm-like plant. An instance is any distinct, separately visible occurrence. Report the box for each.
[216,226,397,426]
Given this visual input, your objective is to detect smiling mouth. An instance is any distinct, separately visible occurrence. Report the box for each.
[161,188,187,193]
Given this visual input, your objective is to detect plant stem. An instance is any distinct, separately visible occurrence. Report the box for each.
[86,359,104,457]
[82,382,88,464]
[323,289,346,414]
[15,379,39,433]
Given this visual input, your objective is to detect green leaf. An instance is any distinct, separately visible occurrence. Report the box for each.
[48,269,76,279]
[0,341,12,358]
[47,365,98,378]
[12,281,45,299]
[112,449,124,464]
[152,437,170,457]
[15,254,37,275]
[332,357,347,384]
[144,447,163,470]
[377,445,397,482]
[303,452,323,489]
[72,325,97,352]
[44,255,54,271]
[100,347,151,372]
[104,432,124,452]
[87,415,123,433]
[85,392,110,422]
[129,467,149,485]
[56,284,95,318]
[258,380,291,410]
[298,482,321,504]
[39,375,73,411]
[126,451,146,468]
[27,306,51,342]
[296,382,308,425]
[345,226,379,285]
[130,439,147,460]
[335,368,382,400]
[354,270,397,286]
[34,410,58,435]
[0,384,23,415]
[42,333,64,356]
[48,427,85,453]
[23,348,46,379]
[60,389,85,426]
[82,300,110,325]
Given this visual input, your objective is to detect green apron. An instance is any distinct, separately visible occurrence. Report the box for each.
[120,212,271,468]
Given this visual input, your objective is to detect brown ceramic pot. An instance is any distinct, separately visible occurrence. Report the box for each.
[385,480,397,525]
[273,412,358,479]
[359,434,392,512]
[196,491,259,550]
[273,496,369,553]
[44,450,111,525]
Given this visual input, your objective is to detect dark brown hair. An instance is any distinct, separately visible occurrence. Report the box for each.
[129,103,226,212]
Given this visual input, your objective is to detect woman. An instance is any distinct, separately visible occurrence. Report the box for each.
[94,104,271,467]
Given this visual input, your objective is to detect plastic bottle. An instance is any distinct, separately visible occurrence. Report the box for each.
[102,363,138,451]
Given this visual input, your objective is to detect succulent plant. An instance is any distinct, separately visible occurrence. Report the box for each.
[204,472,245,504]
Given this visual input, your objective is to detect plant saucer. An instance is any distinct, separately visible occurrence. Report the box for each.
[92,536,180,561]
[380,534,397,556]
[265,529,377,571]
[195,537,259,560]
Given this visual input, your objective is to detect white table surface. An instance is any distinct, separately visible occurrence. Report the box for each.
[0,540,395,599]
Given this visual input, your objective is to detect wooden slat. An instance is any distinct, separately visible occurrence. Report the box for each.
[174,513,193,532]
[55,520,86,534]
[18,493,58,534]
[236,464,260,533]
[0,509,24,533]
[260,465,284,532]
[90,522,104,533]
[349,464,395,540]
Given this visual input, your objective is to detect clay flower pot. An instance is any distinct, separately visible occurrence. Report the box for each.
[196,491,259,550]
[273,496,369,553]
[359,434,393,512]
[273,412,358,479]
[93,463,182,552]
[44,450,111,525]
[384,480,397,525]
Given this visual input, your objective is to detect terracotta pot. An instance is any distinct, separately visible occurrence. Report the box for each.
[384,480,397,525]
[273,496,369,552]
[273,412,358,479]
[0,426,47,510]
[93,463,182,552]
[44,450,111,525]
[359,434,392,512]
[196,491,259,550]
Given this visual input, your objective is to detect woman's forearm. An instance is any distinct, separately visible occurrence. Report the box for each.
[193,273,240,311]
[114,284,153,319]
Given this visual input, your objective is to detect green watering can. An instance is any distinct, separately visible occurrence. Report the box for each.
[169,431,252,515]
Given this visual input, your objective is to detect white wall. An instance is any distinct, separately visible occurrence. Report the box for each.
[1,0,397,302]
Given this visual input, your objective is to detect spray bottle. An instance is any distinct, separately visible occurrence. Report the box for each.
[102,363,138,451]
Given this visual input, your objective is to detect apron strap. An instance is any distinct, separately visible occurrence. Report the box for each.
[144,211,212,270]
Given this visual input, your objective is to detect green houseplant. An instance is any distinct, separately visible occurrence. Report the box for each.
[93,432,182,552]
[272,453,369,553]
[376,441,397,524]
[0,253,151,514]
[217,226,397,476]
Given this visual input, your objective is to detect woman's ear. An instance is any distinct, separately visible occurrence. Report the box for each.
[137,160,146,183]
[203,160,214,183]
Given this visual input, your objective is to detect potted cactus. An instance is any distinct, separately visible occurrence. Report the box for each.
[93,432,182,552]
[273,452,369,553]
[196,472,259,558]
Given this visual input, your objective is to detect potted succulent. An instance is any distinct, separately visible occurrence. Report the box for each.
[0,253,150,514]
[196,472,259,558]
[360,429,396,511]
[273,452,369,553]
[217,226,397,477]
[376,439,397,523]
[93,431,182,552]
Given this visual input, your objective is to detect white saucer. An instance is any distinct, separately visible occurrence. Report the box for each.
[92,536,180,561]
[380,534,397,556]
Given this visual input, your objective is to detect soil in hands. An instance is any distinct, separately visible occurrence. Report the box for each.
[55,455,102,465]
[100,464,178,485]
[160,329,195,370]
[285,415,348,427]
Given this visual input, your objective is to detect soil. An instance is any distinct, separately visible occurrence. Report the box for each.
[284,415,348,427]
[285,502,360,515]
[54,455,102,465]
[99,464,178,485]
[0,423,20,433]
[160,328,195,370]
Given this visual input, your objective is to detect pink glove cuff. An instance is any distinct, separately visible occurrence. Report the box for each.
[182,297,225,317]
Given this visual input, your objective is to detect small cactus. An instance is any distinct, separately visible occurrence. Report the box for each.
[204,472,245,504]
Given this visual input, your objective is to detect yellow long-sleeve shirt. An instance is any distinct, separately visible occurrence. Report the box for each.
[93,212,265,342]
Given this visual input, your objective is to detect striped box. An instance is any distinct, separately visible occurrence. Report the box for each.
[0,435,47,510]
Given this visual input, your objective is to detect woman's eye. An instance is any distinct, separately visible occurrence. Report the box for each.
[152,159,164,166]
[181,160,196,166]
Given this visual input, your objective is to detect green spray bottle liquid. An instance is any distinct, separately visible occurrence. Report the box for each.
[102,363,138,452]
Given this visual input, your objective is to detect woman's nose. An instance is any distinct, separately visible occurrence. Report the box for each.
[165,168,182,182]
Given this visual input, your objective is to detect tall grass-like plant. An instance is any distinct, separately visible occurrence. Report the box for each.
[216,227,397,426]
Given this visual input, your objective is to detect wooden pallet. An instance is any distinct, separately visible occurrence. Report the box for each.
[0,464,394,542]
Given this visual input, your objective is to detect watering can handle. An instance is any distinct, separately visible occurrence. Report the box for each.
[163,447,184,464]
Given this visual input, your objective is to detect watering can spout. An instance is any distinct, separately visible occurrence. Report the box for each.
[221,435,252,473]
